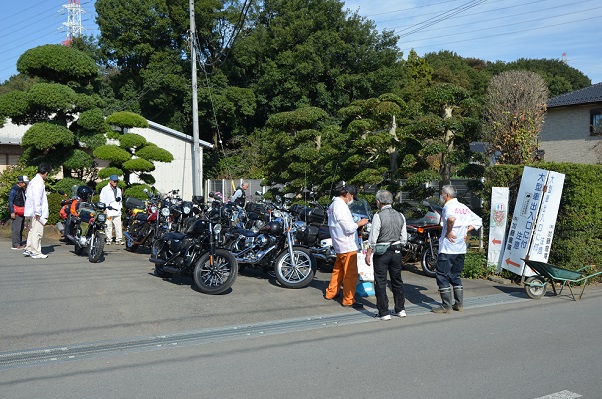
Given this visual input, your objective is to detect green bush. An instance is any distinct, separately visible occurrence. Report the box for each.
[462,250,495,279]
[123,184,153,200]
[52,177,85,196]
[47,192,64,225]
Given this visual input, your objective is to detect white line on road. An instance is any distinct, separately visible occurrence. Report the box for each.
[534,390,582,399]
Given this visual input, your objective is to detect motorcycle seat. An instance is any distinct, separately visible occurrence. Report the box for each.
[135,213,148,221]
[230,228,261,237]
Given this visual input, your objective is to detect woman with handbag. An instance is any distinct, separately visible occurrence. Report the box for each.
[8,175,29,249]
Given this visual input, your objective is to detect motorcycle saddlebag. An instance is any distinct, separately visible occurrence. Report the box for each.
[78,207,96,223]
[125,197,145,210]
[308,208,326,224]
[296,224,319,245]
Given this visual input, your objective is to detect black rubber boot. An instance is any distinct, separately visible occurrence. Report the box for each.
[432,287,453,314]
[452,286,464,312]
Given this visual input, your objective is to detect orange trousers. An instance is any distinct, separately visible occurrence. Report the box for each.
[325,251,358,306]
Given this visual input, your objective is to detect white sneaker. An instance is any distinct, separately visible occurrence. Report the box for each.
[394,310,407,318]
[23,250,30,257]
[375,314,392,321]
[105,241,112,245]
[116,240,124,245]
[31,253,48,259]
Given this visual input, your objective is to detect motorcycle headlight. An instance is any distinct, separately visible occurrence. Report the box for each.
[183,205,191,214]
[272,210,282,218]
[213,223,222,234]
[161,207,170,217]
[151,206,158,214]
[97,213,107,222]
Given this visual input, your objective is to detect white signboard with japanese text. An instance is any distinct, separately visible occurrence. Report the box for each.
[527,171,565,263]
[501,167,565,276]
[487,187,509,271]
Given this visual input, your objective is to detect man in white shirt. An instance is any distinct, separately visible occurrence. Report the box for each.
[100,174,124,245]
[324,185,369,309]
[432,185,482,313]
[23,164,51,259]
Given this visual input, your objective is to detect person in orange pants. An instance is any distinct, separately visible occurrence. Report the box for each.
[324,185,369,308]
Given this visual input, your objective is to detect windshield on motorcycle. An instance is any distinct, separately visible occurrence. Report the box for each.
[349,198,372,222]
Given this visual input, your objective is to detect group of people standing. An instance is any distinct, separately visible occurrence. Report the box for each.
[8,165,125,257]
[324,184,482,319]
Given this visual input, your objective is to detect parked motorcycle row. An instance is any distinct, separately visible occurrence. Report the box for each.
[58,185,443,295]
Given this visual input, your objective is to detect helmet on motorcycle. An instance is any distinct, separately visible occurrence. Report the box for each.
[76,185,94,201]
[265,221,283,236]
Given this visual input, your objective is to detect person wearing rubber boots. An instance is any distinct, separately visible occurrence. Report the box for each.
[432,185,482,314]
[324,184,369,309]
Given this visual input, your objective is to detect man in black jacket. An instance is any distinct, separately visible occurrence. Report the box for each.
[8,175,29,249]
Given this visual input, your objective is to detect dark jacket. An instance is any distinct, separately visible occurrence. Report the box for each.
[8,184,26,213]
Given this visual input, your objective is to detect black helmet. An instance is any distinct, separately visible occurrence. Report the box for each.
[77,185,94,201]
[265,221,283,236]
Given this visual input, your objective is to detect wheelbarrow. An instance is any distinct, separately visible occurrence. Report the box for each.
[521,258,602,301]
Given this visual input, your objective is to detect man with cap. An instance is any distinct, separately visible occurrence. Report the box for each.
[324,184,369,309]
[100,174,124,245]
[8,175,29,249]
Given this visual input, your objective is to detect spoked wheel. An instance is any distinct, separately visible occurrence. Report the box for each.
[193,249,238,295]
[274,247,316,289]
[88,232,105,263]
[421,243,438,278]
[524,276,547,299]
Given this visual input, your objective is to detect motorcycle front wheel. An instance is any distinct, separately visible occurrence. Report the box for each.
[274,247,316,289]
[193,249,238,295]
[152,240,172,278]
[88,232,105,263]
[421,242,438,278]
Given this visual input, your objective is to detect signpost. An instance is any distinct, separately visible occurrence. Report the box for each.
[488,187,509,271]
[501,166,565,276]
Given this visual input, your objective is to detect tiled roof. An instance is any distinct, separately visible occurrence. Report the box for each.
[548,82,602,108]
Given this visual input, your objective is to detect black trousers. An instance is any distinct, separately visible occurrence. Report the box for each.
[373,249,405,316]
[11,215,25,247]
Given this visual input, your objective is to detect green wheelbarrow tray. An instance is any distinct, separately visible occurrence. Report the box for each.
[521,258,602,301]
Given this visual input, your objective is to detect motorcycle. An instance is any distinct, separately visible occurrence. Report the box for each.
[66,201,112,263]
[150,207,238,295]
[223,197,317,289]
[403,200,443,277]
[123,187,166,252]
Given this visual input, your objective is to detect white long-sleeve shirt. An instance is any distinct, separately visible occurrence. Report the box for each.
[99,184,123,217]
[24,173,48,222]
[327,197,360,254]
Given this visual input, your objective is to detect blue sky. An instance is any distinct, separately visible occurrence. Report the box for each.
[1,0,601,87]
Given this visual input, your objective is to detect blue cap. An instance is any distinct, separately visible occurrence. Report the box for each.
[109,174,119,181]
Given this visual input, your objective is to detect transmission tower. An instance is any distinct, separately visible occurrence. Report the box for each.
[60,0,86,46]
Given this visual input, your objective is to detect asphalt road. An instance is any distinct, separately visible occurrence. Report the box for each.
[1,234,601,398]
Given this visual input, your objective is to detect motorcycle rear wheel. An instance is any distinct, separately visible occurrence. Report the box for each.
[421,243,438,278]
[193,249,238,295]
[274,247,316,289]
[88,232,105,263]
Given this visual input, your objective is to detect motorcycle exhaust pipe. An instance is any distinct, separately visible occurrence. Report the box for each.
[149,257,166,264]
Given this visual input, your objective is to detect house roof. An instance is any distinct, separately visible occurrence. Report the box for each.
[147,120,213,148]
[548,82,602,108]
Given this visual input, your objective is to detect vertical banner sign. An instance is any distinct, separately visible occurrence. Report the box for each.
[527,171,565,263]
[501,166,565,276]
[487,187,509,271]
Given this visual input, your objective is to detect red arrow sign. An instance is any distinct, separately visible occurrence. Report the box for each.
[491,238,502,245]
[505,258,520,268]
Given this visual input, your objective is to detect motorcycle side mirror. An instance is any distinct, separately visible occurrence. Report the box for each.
[421,200,430,207]
[115,197,122,202]
[255,191,262,196]
[143,188,148,193]
[58,190,65,195]
[275,195,282,203]
[209,192,215,198]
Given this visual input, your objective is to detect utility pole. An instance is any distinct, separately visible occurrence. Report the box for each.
[190,0,202,196]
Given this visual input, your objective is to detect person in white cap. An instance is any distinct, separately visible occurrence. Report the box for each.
[9,175,29,249]
[100,174,124,244]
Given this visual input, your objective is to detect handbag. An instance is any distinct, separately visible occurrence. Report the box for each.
[13,205,25,217]
[373,243,390,256]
